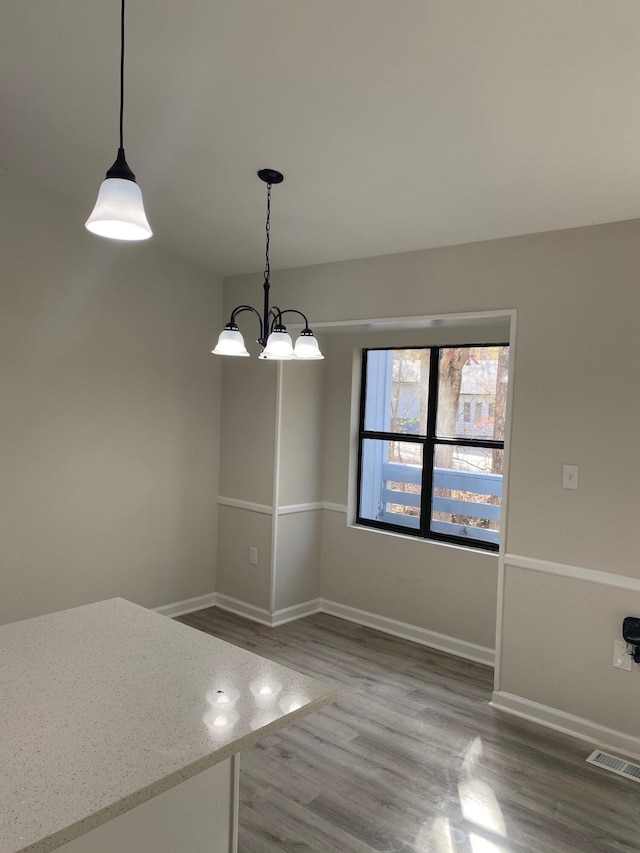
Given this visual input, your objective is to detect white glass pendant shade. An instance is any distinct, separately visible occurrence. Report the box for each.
[85,177,152,241]
[259,329,295,360]
[212,327,250,356]
[294,331,324,360]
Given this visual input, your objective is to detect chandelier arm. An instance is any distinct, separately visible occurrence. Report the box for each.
[267,306,284,334]
[277,308,311,331]
[229,305,265,342]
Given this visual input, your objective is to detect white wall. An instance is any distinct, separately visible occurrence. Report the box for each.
[222,219,640,748]
[0,170,223,624]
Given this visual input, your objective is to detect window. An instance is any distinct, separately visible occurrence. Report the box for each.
[356,344,509,551]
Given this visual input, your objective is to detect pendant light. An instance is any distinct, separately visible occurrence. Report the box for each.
[85,0,152,241]
[212,170,324,361]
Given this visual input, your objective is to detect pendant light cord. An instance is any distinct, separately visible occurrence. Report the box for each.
[119,0,125,150]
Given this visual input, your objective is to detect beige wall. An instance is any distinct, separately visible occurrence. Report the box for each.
[216,335,277,610]
[223,219,640,742]
[321,512,498,649]
[279,358,325,507]
[227,222,640,570]
[218,356,277,506]
[317,325,509,649]
[216,347,325,612]
[0,170,223,624]
[275,511,321,610]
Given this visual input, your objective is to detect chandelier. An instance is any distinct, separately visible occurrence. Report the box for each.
[212,170,323,360]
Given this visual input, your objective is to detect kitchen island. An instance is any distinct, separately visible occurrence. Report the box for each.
[0,598,337,853]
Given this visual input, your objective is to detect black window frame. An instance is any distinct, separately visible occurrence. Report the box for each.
[356,342,508,553]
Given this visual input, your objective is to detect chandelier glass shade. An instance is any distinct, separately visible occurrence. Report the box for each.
[212,326,250,357]
[212,169,323,361]
[259,328,295,360]
[85,0,152,241]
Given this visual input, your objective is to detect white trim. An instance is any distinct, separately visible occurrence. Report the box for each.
[154,593,217,619]
[217,496,273,516]
[310,309,515,333]
[321,599,494,666]
[347,347,363,525]
[491,691,640,760]
[273,598,322,625]
[347,518,499,556]
[217,498,347,516]
[278,502,324,515]
[156,592,493,662]
[215,594,273,626]
[270,363,284,614]
[322,502,348,514]
[494,553,506,693]
[494,309,518,693]
[504,553,640,593]
[212,593,493,663]
[215,594,321,627]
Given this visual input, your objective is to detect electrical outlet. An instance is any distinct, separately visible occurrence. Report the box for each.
[613,640,632,671]
[249,547,258,565]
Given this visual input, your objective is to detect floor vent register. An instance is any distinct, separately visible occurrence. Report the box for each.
[586,750,640,783]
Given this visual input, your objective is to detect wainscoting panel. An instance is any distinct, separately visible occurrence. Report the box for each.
[498,556,640,757]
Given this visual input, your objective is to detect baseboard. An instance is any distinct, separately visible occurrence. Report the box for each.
[320,599,495,666]
[154,593,217,619]
[213,594,273,626]
[157,592,493,664]
[272,598,323,625]
[215,594,322,627]
[491,690,640,759]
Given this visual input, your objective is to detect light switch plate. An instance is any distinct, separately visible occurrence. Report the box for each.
[562,464,579,490]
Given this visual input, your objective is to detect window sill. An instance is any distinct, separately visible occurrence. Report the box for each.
[348,520,500,558]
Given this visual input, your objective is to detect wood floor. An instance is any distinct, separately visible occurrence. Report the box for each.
[178,609,640,853]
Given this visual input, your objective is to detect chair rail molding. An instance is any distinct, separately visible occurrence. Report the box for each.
[504,553,640,592]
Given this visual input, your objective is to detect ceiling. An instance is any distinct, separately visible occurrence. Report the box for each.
[3,0,640,277]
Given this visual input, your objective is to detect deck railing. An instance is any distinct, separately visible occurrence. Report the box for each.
[379,461,502,544]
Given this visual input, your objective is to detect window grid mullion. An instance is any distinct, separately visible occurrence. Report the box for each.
[419,345,440,537]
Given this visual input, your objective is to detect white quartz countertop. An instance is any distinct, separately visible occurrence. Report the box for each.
[0,598,337,853]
